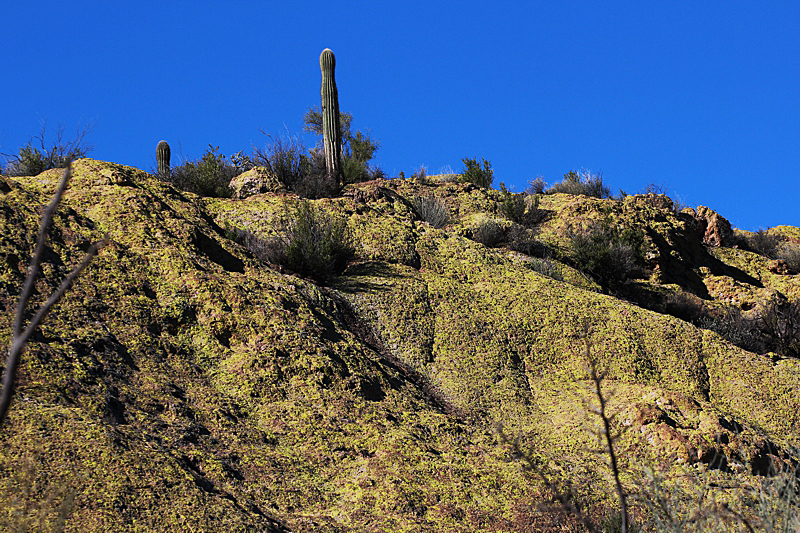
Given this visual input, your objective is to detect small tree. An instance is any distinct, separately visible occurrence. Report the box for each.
[459,157,493,188]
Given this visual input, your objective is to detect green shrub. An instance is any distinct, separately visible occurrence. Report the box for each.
[459,157,493,188]
[230,150,255,173]
[232,200,351,283]
[498,183,542,225]
[412,195,449,228]
[498,183,526,222]
[547,169,610,198]
[167,145,235,197]
[568,220,645,291]
[2,123,92,176]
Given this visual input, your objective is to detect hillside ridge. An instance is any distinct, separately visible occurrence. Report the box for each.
[0,159,798,532]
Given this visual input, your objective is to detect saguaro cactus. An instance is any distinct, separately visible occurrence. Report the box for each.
[319,48,343,187]
[156,140,171,178]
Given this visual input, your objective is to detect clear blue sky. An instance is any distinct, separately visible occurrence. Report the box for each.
[2,1,798,231]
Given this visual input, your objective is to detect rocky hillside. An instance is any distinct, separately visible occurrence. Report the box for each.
[0,159,798,532]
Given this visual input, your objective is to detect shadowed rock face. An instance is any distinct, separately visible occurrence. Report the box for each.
[0,160,798,532]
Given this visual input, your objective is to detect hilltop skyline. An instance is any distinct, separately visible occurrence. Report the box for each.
[2,0,798,231]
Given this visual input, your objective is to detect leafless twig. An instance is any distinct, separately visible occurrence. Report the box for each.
[0,163,107,426]
[582,333,630,532]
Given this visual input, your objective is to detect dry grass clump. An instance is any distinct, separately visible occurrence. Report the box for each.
[547,169,611,198]
[776,242,800,272]
[412,195,450,228]
[470,215,505,247]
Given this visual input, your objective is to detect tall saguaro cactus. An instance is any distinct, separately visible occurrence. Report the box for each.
[319,48,343,187]
[156,140,171,178]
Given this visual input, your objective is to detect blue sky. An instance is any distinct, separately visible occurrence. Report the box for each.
[2,1,798,231]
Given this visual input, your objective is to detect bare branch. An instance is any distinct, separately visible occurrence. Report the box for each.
[583,335,630,533]
[497,425,602,533]
[0,163,106,427]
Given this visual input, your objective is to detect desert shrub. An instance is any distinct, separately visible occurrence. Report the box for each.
[412,195,449,228]
[741,228,783,258]
[505,224,549,258]
[759,298,800,357]
[663,291,706,323]
[526,176,547,195]
[230,150,255,173]
[696,299,800,357]
[697,307,759,351]
[776,241,800,272]
[568,220,645,291]
[252,135,334,199]
[241,200,352,283]
[341,151,385,184]
[698,306,764,353]
[470,216,504,247]
[498,183,543,226]
[498,183,526,222]
[303,107,382,186]
[526,256,564,281]
[167,145,235,197]
[2,122,93,176]
[410,166,428,181]
[459,157,493,188]
[547,169,610,198]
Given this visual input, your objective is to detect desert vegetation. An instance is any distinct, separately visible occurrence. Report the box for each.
[1,122,93,177]
[540,168,611,198]
[2,48,799,533]
[231,199,352,283]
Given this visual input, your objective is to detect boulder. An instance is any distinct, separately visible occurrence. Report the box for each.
[692,206,733,247]
[228,167,285,198]
[769,259,790,275]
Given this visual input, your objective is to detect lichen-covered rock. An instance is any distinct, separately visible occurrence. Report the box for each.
[692,205,734,247]
[228,167,285,198]
[624,193,674,211]
[769,258,791,275]
[1,159,799,532]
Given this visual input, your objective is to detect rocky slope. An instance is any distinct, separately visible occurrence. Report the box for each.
[0,159,798,532]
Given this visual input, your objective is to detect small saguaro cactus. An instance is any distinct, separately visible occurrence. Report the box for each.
[156,140,171,178]
[319,48,343,187]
